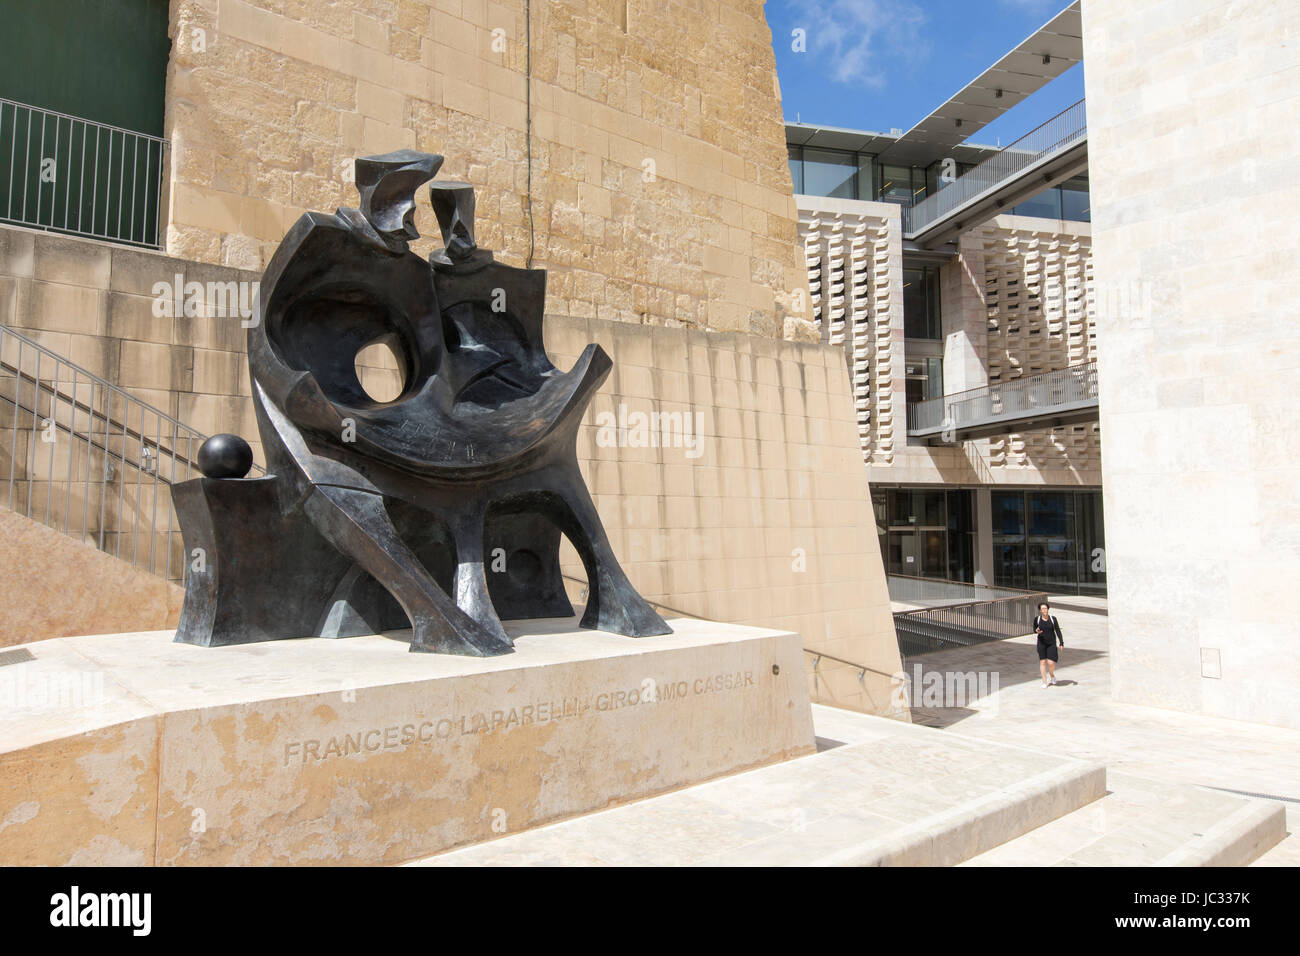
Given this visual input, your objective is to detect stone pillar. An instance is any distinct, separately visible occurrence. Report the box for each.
[1084,0,1300,729]
[939,231,988,395]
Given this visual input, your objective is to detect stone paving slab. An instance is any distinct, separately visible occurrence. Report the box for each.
[411,706,1105,866]
[960,771,1285,866]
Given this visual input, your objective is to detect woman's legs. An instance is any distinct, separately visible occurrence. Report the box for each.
[1039,657,1049,685]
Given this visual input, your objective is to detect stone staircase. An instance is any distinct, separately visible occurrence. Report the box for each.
[961,772,1286,866]
[410,704,1288,866]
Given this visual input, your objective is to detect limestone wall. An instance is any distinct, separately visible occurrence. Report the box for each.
[162,0,812,338]
[1082,0,1300,728]
[981,216,1100,478]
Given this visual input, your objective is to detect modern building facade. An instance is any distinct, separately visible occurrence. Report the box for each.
[788,2,1106,596]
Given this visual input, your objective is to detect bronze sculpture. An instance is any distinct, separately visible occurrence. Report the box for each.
[173,149,670,656]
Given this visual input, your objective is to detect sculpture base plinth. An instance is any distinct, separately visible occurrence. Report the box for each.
[0,617,814,865]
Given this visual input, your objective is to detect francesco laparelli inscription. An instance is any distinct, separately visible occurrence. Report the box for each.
[283,670,757,766]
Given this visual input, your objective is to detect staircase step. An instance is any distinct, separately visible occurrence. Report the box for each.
[1250,807,1300,866]
[409,710,1105,866]
[960,772,1286,866]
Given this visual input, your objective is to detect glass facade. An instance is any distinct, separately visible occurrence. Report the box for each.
[788,141,1091,225]
[873,488,976,583]
[801,148,858,200]
[874,487,1107,594]
[991,489,1106,595]
[905,355,943,405]
[903,266,941,339]
[1009,175,1090,222]
[879,164,927,206]
[786,145,931,206]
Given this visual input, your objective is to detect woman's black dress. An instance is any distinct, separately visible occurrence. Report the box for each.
[1034,615,1063,661]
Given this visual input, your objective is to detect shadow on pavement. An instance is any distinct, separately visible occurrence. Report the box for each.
[900,637,1105,729]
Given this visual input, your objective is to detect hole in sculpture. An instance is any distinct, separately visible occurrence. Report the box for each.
[354,334,407,403]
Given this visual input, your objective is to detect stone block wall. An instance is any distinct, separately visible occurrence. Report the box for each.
[162,0,813,339]
[1083,0,1300,728]
[981,216,1101,476]
[797,195,903,469]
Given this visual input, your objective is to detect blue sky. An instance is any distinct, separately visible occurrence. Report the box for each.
[768,0,1085,148]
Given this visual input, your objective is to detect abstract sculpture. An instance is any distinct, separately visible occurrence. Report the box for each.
[173,149,671,656]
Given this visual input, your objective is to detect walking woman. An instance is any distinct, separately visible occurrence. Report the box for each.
[1034,602,1064,687]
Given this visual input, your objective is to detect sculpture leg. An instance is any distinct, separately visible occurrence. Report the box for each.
[303,485,513,656]
[546,483,671,637]
[447,506,513,648]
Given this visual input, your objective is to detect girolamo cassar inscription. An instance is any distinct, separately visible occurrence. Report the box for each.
[283,670,756,765]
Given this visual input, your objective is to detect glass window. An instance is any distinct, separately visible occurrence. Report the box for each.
[1076,490,1106,594]
[878,164,913,205]
[910,166,928,204]
[905,355,943,402]
[946,490,975,583]
[1028,491,1072,536]
[858,154,875,201]
[1061,186,1090,222]
[787,145,802,195]
[922,530,946,577]
[802,148,856,200]
[927,356,943,399]
[992,492,1024,536]
[888,531,918,575]
[946,490,973,533]
[993,539,1026,590]
[887,489,944,528]
[1027,492,1076,591]
[905,376,925,408]
[1012,187,1063,220]
[903,267,940,339]
[988,489,1106,595]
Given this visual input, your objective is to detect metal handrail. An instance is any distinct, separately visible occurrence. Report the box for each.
[802,646,897,680]
[0,96,168,249]
[1,324,261,583]
[908,360,1098,434]
[905,98,1086,237]
[1,357,203,477]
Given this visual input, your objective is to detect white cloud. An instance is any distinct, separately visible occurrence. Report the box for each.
[793,0,930,88]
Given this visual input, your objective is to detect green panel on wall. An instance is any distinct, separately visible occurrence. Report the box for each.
[0,0,169,245]
[0,0,170,135]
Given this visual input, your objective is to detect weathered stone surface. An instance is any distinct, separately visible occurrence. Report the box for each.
[0,505,183,647]
[162,0,809,337]
[0,618,814,865]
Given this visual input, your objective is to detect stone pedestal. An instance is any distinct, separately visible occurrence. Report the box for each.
[0,617,814,865]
